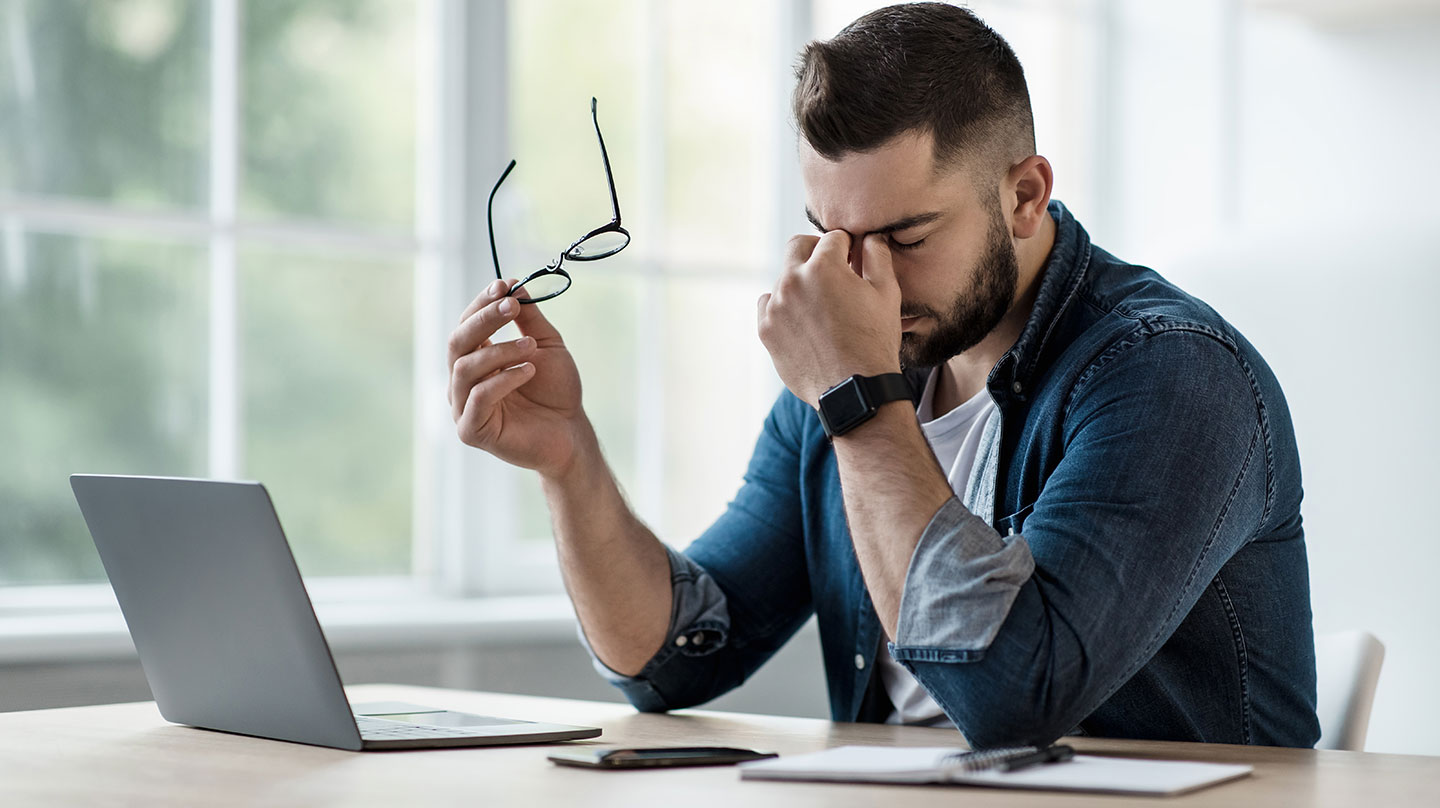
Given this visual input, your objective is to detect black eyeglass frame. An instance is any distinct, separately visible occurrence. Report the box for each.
[486,97,630,304]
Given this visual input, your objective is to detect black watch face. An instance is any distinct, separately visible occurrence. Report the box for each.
[821,380,871,434]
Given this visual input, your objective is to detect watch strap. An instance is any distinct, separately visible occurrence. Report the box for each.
[862,372,914,407]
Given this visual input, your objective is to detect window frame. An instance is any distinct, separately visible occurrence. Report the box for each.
[0,0,807,614]
[0,0,1150,633]
[429,0,811,597]
[0,0,449,605]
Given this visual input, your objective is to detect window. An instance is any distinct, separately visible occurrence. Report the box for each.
[0,0,796,598]
[2,0,213,585]
[494,0,790,591]
[0,232,209,583]
[2,0,424,587]
[1,0,1107,602]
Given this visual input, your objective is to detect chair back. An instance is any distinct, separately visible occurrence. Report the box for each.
[1314,630,1385,751]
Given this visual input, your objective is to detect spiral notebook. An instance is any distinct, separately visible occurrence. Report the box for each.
[738,745,1253,797]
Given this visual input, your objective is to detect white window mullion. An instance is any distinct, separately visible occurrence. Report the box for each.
[760,0,812,411]
[429,0,479,597]
[0,194,423,258]
[445,0,533,596]
[208,0,241,480]
[412,0,446,586]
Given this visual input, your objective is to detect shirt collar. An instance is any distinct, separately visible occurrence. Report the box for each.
[901,200,1092,405]
[986,199,1092,402]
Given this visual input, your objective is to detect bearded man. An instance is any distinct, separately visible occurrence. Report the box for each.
[447,2,1319,749]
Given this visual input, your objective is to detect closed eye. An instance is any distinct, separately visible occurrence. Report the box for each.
[888,236,925,252]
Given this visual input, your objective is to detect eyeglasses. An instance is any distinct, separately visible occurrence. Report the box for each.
[486,97,630,304]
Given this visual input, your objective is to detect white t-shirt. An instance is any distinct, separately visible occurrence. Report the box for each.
[875,367,997,726]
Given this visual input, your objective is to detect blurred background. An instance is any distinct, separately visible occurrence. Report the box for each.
[1,0,1436,755]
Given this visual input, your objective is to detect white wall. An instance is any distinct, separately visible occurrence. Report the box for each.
[1107,6,1440,754]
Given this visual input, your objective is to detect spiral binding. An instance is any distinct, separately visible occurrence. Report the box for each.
[938,745,1041,774]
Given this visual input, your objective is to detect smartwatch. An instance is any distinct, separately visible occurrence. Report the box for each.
[817,373,914,439]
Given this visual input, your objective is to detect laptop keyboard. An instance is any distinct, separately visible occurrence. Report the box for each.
[354,715,525,740]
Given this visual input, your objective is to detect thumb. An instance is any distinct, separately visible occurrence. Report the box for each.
[507,280,565,343]
[860,234,897,294]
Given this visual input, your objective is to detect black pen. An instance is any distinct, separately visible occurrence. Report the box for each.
[999,744,1076,772]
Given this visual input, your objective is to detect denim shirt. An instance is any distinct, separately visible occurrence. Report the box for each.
[580,201,1320,750]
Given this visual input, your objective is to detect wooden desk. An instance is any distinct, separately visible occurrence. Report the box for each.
[1,684,1436,806]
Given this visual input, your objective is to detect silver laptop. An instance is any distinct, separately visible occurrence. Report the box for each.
[69,474,601,751]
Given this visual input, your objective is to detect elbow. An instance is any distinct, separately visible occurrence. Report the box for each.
[951,703,1073,750]
[610,678,674,714]
[905,655,1089,750]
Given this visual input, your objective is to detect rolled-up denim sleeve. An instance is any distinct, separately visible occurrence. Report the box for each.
[577,392,815,712]
[891,498,1035,657]
[888,329,1271,749]
[575,545,732,709]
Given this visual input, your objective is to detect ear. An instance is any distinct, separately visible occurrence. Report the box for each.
[1006,155,1054,240]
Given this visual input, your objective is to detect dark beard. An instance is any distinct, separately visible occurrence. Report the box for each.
[899,207,1019,370]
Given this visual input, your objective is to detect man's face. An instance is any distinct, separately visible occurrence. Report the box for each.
[799,132,1019,370]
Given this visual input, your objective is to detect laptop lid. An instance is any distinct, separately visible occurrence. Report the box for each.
[70,474,365,751]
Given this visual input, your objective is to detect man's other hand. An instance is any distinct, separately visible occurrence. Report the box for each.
[447,279,587,478]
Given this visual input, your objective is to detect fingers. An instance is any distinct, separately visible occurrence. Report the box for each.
[784,234,820,267]
[448,281,522,371]
[510,288,564,344]
[455,362,538,443]
[458,278,514,325]
[808,229,852,272]
[860,233,897,291]
[449,336,538,423]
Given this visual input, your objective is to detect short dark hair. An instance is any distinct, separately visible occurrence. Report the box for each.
[793,2,1034,176]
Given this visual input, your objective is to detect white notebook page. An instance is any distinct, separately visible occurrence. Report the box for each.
[739,746,1253,796]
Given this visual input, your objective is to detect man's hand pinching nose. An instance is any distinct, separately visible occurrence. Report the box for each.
[756,231,902,408]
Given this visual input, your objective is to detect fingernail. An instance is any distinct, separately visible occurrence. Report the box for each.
[499,297,517,315]
[517,336,534,349]
[488,279,503,296]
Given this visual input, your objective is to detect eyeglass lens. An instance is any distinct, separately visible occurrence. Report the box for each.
[511,271,571,302]
[566,229,630,261]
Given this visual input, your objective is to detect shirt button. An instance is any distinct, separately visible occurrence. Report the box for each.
[1011,381,1023,394]
[855,654,866,670]
[675,635,688,647]
[691,633,705,646]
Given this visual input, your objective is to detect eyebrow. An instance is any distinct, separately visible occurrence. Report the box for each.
[805,208,944,237]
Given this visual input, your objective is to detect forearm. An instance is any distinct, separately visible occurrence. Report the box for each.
[831,400,955,639]
[541,418,672,677]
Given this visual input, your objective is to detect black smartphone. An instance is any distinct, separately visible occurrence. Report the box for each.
[547,746,778,770]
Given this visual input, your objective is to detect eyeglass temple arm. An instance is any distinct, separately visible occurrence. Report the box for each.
[591,97,621,224]
[487,159,517,280]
